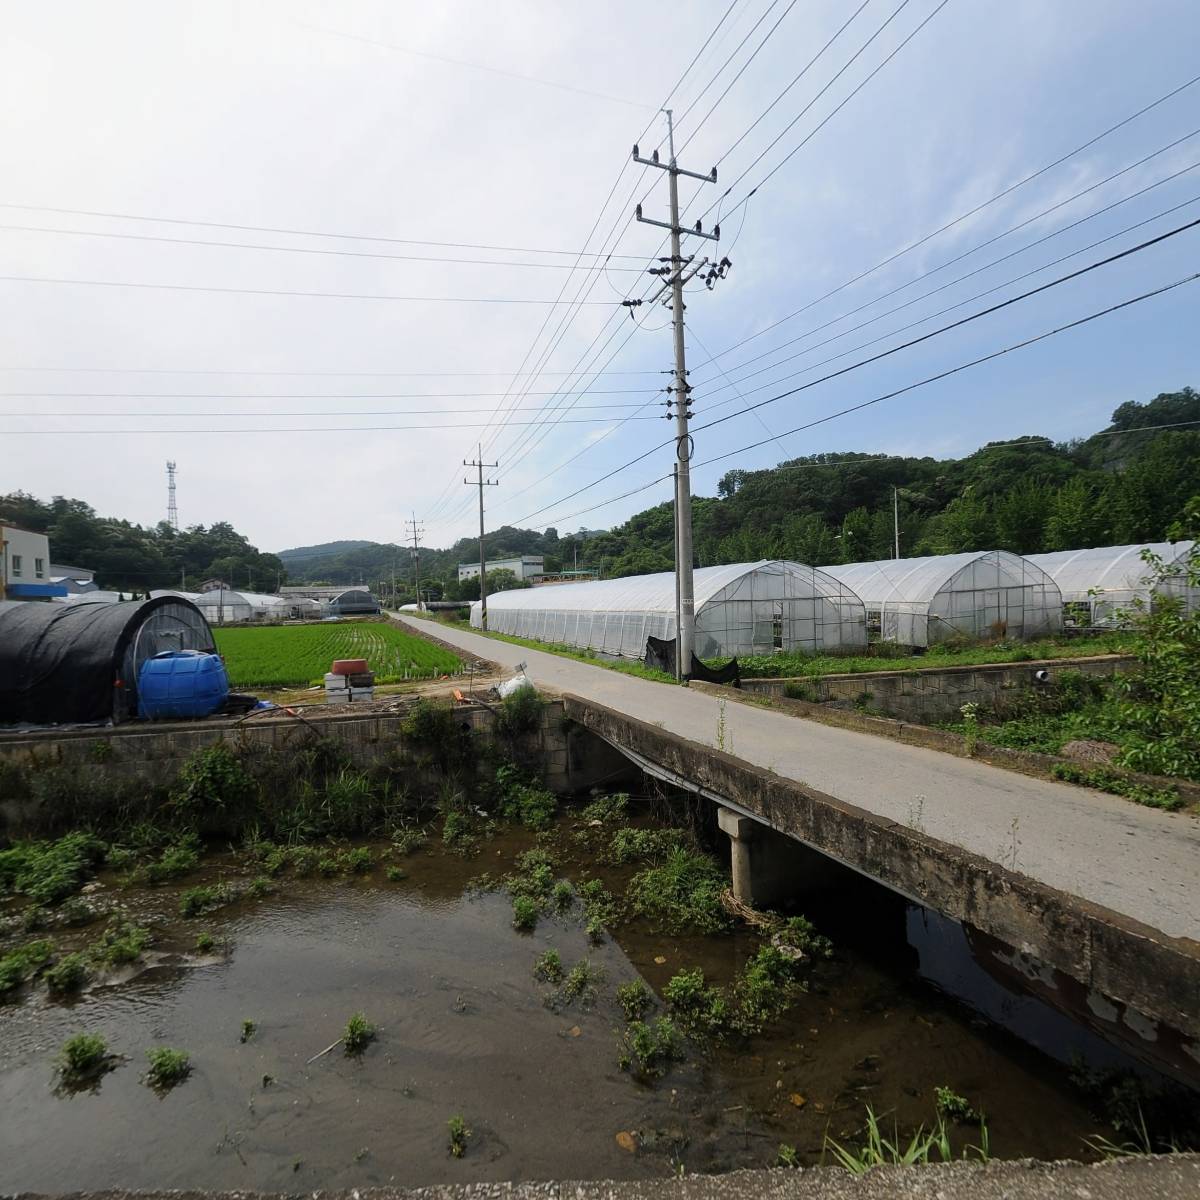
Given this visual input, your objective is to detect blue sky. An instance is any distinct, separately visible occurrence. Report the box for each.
[1,0,1196,550]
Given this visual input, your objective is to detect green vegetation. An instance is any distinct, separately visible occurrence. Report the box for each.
[533,949,564,984]
[340,847,373,874]
[494,763,558,830]
[935,1086,981,1123]
[777,1144,800,1168]
[89,918,151,967]
[45,953,89,995]
[179,883,236,917]
[343,1011,375,1054]
[121,839,201,886]
[617,980,655,1022]
[605,827,686,865]
[580,793,629,824]
[824,1106,989,1174]
[212,621,460,688]
[731,944,809,1036]
[511,895,539,931]
[577,878,620,940]
[57,1033,109,1082]
[0,831,106,906]
[447,1114,471,1159]
[1050,764,1183,811]
[144,1047,191,1089]
[194,931,216,953]
[493,685,546,737]
[385,865,407,882]
[620,1017,685,1078]
[561,959,604,1005]
[240,1020,256,1043]
[172,745,256,817]
[0,939,53,996]
[663,968,730,1041]
[626,849,731,935]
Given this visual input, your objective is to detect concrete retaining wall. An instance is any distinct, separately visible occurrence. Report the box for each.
[740,655,1134,723]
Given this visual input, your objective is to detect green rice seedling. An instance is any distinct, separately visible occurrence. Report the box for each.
[561,959,604,1005]
[447,1114,471,1158]
[45,953,88,995]
[194,931,216,954]
[533,949,564,984]
[343,1011,375,1054]
[179,883,235,917]
[617,980,654,1022]
[663,968,730,1040]
[144,1047,191,1090]
[621,1017,684,1078]
[57,1033,109,1082]
[240,1019,256,1043]
[385,865,407,882]
[88,918,151,967]
[626,850,731,935]
[512,895,539,931]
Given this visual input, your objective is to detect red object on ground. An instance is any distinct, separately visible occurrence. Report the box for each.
[330,658,369,675]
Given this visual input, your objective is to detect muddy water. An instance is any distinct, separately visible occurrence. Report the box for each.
[0,809,1170,1190]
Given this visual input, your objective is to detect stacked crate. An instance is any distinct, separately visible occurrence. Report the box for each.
[325,658,375,704]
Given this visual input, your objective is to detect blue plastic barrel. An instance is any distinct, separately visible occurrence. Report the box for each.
[137,650,230,720]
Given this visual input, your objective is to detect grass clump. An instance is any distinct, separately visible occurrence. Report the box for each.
[606,827,686,865]
[447,1114,471,1158]
[533,949,564,984]
[179,882,235,917]
[494,763,557,830]
[123,838,201,886]
[340,847,373,874]
[0,831,106,906]
[1050,763,1184,811]
[773,914,834,960]
[617,979,654,1022]
[45,952,89,995]
[385,865,407,882]
[392,826,428,856]
[620,1017,684,1078]
[88,917,151,967]
[343,1011,375,1054]
[494,686,545,738]
[663,967,731,1041]
[0,939,54,997]
[561,959,604,1005]
[512,895,539,931]
[731,944,807,1036]
[194,931,216,954]
[551,880,574,911]
[823,1105,990,1173]
[57,1033,109,1082]
[577,878,621,937]
[935,1085,981,1123]
[580,793,629,824]
[626,849,731,935]
[144,1047,191,1090]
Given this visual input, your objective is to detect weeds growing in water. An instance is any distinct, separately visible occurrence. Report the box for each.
[339,847,373,874]
[551,880,574,911]
[512,895,539,931]
[57,1033,109,1082]
[121,838,201,886]
[663,968,730,1041]
[179,883,235,917]
[823,1106,989,1174]
[0,831,106,906]
[144,1047,191,1090]
[0,939,53,996]
[626,850,731,935]
[935,1085,980,1123]
[777,1144,800,1168]
[494,763,557,830]
[605,827,686,865]
[240,1020,256,1043]
[447,1114,471,1158]
[45,952,88,995]
[533,949,564,984]
[619,1017,684,1078]
[194,931,216,954]
[576,878,620,932]
[88,918,151,967]
[731,944,807,1036]
[617,980,654,1022]
[580,793,628,824]
[392,825,428,856]
[245,876,276,899]
[385,865,407,882]
[561,959,604,1005]
[343,1012,375,1054]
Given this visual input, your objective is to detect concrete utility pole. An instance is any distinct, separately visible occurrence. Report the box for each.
[464,445,498,629]
[634,110,721,680]
[404,513,424,610]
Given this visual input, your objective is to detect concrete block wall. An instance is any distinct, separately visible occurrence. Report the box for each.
[739,655,1134,724]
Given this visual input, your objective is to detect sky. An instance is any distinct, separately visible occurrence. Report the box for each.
[1,0,1198,554]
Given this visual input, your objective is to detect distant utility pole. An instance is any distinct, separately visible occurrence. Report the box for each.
[634,110,724,680]
[404,513,424,610]
[464,445,498,629]
[893,487,901,559]
[166,461,178,530]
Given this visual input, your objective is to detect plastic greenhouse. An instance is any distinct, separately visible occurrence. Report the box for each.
[820,551,1062,648]
[471,560,867,659]
[192,589,253,625]
[1026,541,1197,625]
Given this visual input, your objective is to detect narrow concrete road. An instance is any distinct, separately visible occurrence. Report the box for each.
[398,615,1200,942]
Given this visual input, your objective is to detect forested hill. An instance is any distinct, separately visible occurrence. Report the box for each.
[278,388,1199,596]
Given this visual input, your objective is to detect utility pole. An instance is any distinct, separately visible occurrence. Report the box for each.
[166,461,178,530]
[634,111,723,679]
[893,486,901,559]
[404,513,424,610]
[464,445,498,629]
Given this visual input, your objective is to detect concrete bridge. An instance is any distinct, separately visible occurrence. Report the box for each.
[397,615,1200,1058]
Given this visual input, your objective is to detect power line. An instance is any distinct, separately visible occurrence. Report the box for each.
[6,403,659,418]
[0,223,651,271]
[0,275,624,305]
[0,388,652,399]
[0,365,665,377]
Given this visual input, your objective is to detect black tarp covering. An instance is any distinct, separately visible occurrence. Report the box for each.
[644,635,741,685]
[0,597,215,726]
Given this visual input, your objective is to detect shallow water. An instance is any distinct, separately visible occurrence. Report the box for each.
[0,809,1182,1189]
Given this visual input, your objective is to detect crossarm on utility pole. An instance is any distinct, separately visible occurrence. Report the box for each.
[464,445,499,629]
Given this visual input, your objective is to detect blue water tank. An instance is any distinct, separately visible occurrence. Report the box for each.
[138,650,230,720]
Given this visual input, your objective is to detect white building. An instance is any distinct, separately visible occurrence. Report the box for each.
[457,555,544,583]
[1,525,67,601]
[48,563,97,594]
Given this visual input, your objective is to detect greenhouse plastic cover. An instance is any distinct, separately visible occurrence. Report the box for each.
[1025,542,1195,604]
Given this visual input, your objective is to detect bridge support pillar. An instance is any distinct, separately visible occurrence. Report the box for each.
[717,805,843,908]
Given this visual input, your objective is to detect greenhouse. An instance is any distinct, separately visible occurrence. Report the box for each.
[471,560,867,659]
[820,550,1062,648]
[326,589,381,616]
[1026,541,1197,625]
[0,596,215,724]
[191,588,253,625]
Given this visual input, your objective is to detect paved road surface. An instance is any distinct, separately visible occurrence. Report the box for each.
[397,615,1200,942]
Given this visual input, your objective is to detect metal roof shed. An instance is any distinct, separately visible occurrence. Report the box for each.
[0,596,215,725]
[1026,541,1197,624]
[471,560,866,659]
[821,551,1062,648]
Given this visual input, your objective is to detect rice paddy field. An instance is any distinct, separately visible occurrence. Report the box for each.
[212,621,461,687]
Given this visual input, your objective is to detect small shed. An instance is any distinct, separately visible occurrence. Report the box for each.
[0,596,215,725]
[471,560,867,659]
[1025,542,1197,625]
[821,551,1062,648]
